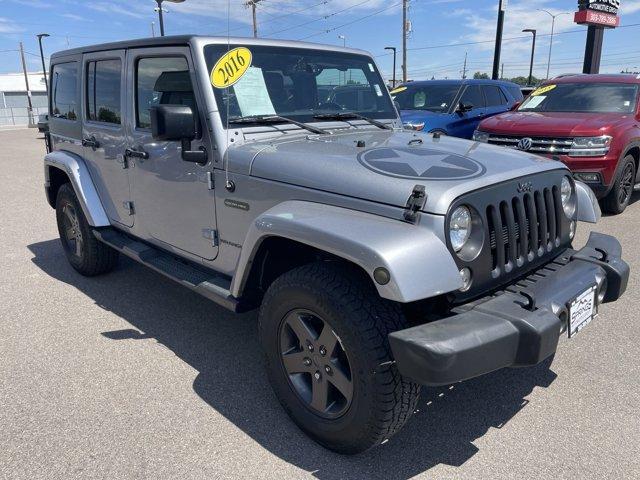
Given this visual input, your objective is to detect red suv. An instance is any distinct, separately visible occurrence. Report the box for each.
[473,74,640,214]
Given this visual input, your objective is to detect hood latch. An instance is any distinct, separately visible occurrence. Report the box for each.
[403,185,427,223]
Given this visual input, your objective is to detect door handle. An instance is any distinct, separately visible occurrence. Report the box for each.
[124,147,149,160]
[82,136,99,150]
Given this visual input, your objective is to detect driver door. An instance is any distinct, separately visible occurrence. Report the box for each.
[125,47,218,261]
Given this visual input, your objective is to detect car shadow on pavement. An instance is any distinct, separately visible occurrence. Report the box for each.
[28,239,557,480]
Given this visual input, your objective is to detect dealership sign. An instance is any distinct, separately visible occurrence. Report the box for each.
[575,0,621,27]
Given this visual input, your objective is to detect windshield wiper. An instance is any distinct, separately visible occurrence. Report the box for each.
[313,112,392,130]
[228,115,328,135]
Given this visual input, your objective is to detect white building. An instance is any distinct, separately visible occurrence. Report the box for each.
[0,71,48,126]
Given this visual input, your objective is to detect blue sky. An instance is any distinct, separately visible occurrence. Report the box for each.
[2,0,640,81]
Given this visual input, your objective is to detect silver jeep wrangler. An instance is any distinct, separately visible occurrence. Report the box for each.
[44,36,629,454]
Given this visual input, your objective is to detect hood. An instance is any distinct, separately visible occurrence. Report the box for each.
[230,129,566,215]
[479,111,630,137]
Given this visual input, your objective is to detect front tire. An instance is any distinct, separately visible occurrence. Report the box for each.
[602,155,636,215]
[258,262,420,454]
[55,183,118,276]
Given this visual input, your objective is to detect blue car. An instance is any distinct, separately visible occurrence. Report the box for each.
[391,79,523,139]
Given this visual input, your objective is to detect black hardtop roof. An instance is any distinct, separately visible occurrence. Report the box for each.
[50,35,195,59]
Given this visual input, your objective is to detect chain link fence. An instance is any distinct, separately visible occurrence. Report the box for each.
[0,107,48,127]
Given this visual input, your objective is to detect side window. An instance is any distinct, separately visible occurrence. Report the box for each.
[136,57,193,129]
[86,59,122,124]
[51,62,78,120]
[459,85,485,109]
[508,85,524,101]
[484,86,508,106]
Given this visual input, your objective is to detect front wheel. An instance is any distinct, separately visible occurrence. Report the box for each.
[602,155,636,215]
[55,183,118,276]
[258,262,420,454]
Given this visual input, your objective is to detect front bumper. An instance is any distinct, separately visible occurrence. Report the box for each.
[389,232,629,386]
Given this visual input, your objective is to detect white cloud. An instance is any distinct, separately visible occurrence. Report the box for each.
[61,13,87,21]
[0,17,24,34]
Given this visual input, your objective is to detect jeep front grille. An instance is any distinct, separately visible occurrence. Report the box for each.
[486,187,562,277]
[447,171,572,302]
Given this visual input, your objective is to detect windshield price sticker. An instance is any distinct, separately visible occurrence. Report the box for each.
[531,84,557,96]
[211,47,253,89]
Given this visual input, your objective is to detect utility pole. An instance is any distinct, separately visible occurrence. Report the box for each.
[245,0,263,38]
[492,0,506,80]
[462,52,468,79]
[19,42,34,127]
[402,0,408,83]
[151,22,156,37]
[500,62,504,79]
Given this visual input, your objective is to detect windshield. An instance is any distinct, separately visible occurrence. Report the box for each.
[391,84,461,112]
[204,44,396,126]
[519,83,639,113]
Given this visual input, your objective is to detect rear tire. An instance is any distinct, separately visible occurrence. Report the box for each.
[55,183,118,276]
[602,155,636,215]
[258,262,420,454]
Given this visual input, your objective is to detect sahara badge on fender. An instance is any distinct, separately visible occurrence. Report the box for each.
[224,199,250,211]
[210,47,253,89]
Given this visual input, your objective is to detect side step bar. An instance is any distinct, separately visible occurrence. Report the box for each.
[93,228,246,313]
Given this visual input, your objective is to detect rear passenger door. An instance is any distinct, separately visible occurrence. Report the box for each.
[81,50,132,227]
[483,85,511,117]
[449,85,487,139]
[125,47,218,261]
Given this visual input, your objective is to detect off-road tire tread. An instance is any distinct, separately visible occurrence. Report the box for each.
[259,262,420,454]
[56,183,118,276]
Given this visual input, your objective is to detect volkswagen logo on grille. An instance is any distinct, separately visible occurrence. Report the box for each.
[517,137,534,151]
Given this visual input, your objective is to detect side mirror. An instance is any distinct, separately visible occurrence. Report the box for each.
[511,101,522,111]
[150,105,207,166]
[456,102,473,114]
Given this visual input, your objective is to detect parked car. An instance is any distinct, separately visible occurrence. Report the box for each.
[390,79,523,138]
[44,36,628,454]
[37,113,48,133]
[474,74,640,214]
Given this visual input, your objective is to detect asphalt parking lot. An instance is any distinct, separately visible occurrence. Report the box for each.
[1,127,639,479]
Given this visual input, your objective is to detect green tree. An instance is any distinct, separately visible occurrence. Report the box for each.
[509,76,541,86]
[473,72,490,79]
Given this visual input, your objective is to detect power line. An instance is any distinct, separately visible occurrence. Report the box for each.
[265,0,376,37]
[297,1,403,41]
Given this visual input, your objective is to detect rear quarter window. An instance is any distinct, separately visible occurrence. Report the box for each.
[51,62,79,120]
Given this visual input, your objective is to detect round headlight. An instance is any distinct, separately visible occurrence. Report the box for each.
[450,206,472,252]
[561,176,576,218]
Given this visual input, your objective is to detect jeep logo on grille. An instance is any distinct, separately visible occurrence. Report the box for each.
[517,138,534,151]
[517,181,533,193]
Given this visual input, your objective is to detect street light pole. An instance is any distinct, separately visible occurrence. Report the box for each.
[538,10,570,79]
[384,46,397,88]
[523,29,537,86]
[155,0,185,37]
[36,33,50,97]
[492,0,506,80]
